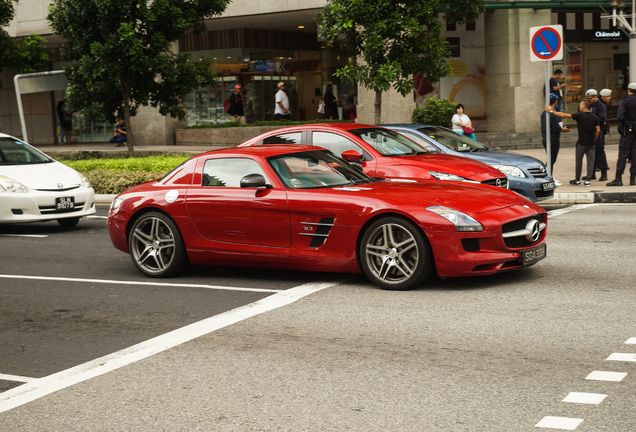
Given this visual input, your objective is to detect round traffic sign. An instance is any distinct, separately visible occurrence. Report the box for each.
[531,27,562,60]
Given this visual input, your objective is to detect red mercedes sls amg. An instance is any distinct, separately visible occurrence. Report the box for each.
[108,145,547,290]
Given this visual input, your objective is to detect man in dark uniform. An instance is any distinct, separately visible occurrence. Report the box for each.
[229,84,245,124]
[583,89,608,181]
[607,82,636,186]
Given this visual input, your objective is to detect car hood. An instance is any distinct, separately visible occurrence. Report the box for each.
[0,161,84,189]
[338,180,533,215]
[387,154,501,178]
[466,150,544,167]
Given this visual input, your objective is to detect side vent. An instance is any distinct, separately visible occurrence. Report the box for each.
[300,218,335,248]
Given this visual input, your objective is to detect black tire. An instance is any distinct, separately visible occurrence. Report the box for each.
[128,212,188,277]
[57,217,80,228]
[359,217,433,290]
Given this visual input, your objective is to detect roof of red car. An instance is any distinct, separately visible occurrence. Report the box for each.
[197,144,322,159]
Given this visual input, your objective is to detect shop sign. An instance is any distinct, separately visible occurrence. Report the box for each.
[252,61,276,72]
[592,30,624,41]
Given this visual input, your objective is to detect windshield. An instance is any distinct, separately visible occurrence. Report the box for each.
[349,128,429,156]
[268,150,372,189]
[0,137,53,165]
[416,127,488,153]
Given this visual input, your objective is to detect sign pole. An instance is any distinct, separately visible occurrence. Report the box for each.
[545,61,552,177]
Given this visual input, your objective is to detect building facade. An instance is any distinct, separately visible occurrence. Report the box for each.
[1,1,628,146]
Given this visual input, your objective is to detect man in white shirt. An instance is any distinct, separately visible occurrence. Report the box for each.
[275,82,291,120]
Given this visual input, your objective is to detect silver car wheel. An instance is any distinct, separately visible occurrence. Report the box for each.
[130,213,183,276]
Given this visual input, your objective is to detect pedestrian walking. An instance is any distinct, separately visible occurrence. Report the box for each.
[323,84,340,120]
[540,93,570,186]
[547,99,599,186]
[607,82,636,186]
[274,82,291,121]
[229,84,245,124]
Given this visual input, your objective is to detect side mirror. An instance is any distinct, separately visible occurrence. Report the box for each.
[341,150,364,172]
[240,173,270,188]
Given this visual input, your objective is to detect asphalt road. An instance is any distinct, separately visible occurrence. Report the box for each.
[0,203,634,431]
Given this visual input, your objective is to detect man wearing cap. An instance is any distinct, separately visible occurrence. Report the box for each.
[608,83,636,186]
[584,89,609,181]
[541,92,570,185]
[229,84,245,124]
[546,99,599,186]
[275,81,291,121]
[595,88,613,180]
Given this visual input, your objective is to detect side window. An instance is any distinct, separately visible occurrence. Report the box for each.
[312,132,362,157]
[398,131,438,153]
[262,132,303,145]
[201,157,267,187]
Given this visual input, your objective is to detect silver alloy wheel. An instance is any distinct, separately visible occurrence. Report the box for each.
[364,222,419,286]
[130,215,177,275]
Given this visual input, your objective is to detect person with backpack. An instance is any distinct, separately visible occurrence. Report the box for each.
[228,84,245,123]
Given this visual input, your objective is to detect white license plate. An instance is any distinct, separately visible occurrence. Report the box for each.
[56,197,75,211]
[542,181,556,191]
[521,243,546,265]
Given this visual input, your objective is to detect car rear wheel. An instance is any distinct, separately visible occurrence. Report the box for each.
[128,212,188,277]
[359,217,432,290]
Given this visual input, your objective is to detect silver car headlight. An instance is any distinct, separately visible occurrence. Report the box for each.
[0,175,30,193]
[429,171,478,183]
[427,206,483,232]
[491,164,526,178]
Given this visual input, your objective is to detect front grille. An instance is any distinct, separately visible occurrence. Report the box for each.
[528,167,548,178]
[482,177,508,189]
[36,185,80,192]
[502,215,545,248]
[300,218,335,247]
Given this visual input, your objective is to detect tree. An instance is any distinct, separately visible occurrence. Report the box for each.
[317,0,484,124]
[0,0,50,89]
[48,0,231,152]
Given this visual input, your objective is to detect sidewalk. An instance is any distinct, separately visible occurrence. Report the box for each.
[39,141,636,205]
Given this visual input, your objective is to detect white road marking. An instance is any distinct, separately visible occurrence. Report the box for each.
[585,371,627,382]
[0,374,37,383]
[606,352,636,362]
[0,274,280,293]
[0,279,341,413]
[562,392,607,405]
[0,234,48,238]
[625,337,636,344]
[547,204,598,218]
[536,416,583,430]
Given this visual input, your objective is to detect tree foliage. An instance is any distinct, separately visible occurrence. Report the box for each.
[48,0,230,151]
[0,1,50,88]
[317,0,484,124]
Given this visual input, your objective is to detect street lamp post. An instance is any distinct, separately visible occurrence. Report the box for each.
[606,0,636,81]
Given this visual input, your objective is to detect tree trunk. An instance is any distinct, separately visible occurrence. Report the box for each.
[374,90,382,125]
[120,77,134,155]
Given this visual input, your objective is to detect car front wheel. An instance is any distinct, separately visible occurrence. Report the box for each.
[359,217,432,290]
[128,212,188,277]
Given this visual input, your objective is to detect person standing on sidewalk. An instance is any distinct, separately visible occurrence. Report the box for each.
[607,83,636,186]
[229,84,245,124]
[550,69,567,112]
[274,82,291,121]
[541,93,570,186]
[546,99,599,186]
[583,89,609,181]
[594,88,612,181]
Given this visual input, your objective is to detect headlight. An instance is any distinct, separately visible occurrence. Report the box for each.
[427,206,483,232]
[0,175,30,193]
[110,197,124,212]
[429,171,478,183]
[491,164,526,178]
[79,173,92,188]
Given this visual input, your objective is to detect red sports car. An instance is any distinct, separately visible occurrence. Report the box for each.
[108,145,547,290]
[239,122,509,189]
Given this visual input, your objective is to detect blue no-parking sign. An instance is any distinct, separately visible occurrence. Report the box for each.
[530,25,563,62]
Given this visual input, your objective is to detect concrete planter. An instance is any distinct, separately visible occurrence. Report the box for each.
[175,125,283,148]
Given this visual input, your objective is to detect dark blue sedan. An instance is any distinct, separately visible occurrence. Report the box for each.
[386,124,555,202]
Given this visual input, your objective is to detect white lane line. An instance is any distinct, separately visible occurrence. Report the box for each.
[606,353,636,362]
[0,274,280,294]
[0,279,341,413]
[625,337,636,344]
[536,416,583,430]
[548,204,598,218]
[562,392,607,405]
[0,234,48,238]
[0,374,37,383]
[585,371,627,382]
